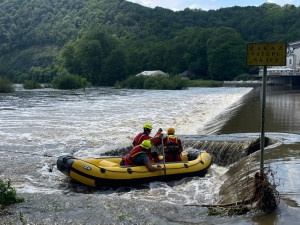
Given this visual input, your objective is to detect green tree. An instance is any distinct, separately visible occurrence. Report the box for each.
[51,69,80,89]
[102,48,128,85]
[73,39,103,84]
[206,27,246,80]
[0,76,14,93]
[176,27,212,79]
[23,80,41,89]
[163,42,187,74]
[61,29,128,86]
[2,0,300,82]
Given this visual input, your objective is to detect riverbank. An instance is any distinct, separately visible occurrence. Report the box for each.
[186,79,223,87]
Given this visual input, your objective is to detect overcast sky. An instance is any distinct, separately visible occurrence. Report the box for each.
[126,0,300,11]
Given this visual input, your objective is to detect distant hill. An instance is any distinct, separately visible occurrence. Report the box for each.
[1,0,300,83]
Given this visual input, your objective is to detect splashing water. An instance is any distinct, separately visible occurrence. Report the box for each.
[0,86,252,203]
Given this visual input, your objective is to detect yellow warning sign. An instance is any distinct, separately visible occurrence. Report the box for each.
[246,43,286,66]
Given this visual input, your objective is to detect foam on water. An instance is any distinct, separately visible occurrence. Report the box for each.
[0,87,253,151]
[101,164,228,205]
[0,86,251,200]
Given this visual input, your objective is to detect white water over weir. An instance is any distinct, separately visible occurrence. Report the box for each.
[3,86,300,225]
[0,86,252,197]
[103,135,273,167]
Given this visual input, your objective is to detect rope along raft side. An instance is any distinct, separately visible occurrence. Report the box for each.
[56,151,212,187]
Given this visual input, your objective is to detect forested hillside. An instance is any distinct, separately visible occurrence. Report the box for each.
[1,0,300,84]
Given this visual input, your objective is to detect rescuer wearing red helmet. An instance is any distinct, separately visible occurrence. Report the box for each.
[121,140,166,172]
[163,128,182,162]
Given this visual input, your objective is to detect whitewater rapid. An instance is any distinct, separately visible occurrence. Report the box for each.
[0,86,252,200]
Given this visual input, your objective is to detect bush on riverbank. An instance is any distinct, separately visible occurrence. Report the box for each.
[51,70,90,89]
[234,74,256,81]
[115,74,188,90]
[187,79,223,87]
[0,179,24,208]
[23,80,42,89]
[0,77,14,93]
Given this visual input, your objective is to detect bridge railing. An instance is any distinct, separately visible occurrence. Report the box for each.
[259,70,300,76]
[224,80,261,84]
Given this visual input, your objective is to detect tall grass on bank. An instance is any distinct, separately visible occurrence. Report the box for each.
[23,80,41,89]
[0,76,14,93]
[0,179,24,208]
[115,75,188,90]
[187,79,223,87]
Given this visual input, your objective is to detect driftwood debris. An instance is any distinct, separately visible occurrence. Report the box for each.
[184,169,280,215]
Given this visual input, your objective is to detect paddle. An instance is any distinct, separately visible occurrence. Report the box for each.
[161,136,166,176]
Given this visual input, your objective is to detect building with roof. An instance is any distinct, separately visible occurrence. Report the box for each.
[259,41,300,76]
[286,41,300,72]
[258,41,300,85]
[136,70,167,77]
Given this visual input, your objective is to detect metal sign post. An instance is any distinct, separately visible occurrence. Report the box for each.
[246,43,286,174]
[260,65,267,174]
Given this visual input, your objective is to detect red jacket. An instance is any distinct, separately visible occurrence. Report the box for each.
[133,132,161,146]
[122,145,151,166]
[133,133,151,146]
[164,135,182,154]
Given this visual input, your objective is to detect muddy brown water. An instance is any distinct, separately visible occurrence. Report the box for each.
[1,86,300,224]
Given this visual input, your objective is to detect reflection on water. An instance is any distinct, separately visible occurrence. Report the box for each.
[220,86,300,134]
[216,86,300,224]
[267,86,300,134]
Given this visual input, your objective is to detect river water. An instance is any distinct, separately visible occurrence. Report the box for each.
[1,85,300,224]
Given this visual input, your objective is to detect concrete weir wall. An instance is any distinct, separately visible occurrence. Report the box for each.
[101,135,276,205]
[103,135,273,168]
[182,136,272,167]
[223,80,262,87]
[223,76,300,86]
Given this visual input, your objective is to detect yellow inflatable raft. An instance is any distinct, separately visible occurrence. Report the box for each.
[57,151,212,187]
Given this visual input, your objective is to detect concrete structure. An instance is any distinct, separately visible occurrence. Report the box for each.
[223,80,262,87]
[136,70,167,77]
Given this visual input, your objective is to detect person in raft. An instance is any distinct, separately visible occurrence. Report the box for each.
[121,140,166,172]
[163,128,183,162]
[133,123,162,146]
[133,123,163,163]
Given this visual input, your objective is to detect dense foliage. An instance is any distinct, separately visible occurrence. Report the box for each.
[23,80,41,89]
[61,30,127,86]
[187,79,223,87]
[0,0,299,85]
[0,179,24,207]
[51,70,90,89]
[0,77,14,93]
[115,74,188,90]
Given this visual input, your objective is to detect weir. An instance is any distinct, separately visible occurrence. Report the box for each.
[181,136,273,167]
[102,134,275,167]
